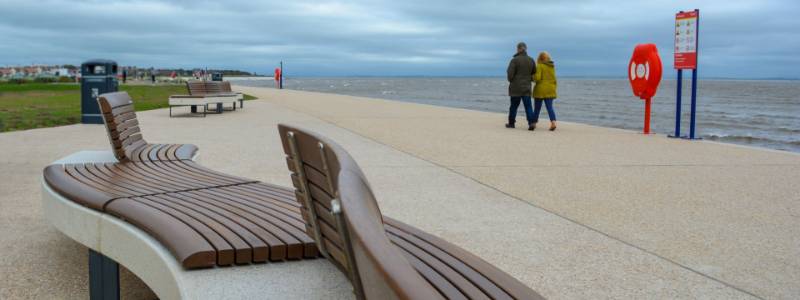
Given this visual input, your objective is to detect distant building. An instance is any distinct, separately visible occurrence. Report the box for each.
[0,67,17,78]
[46,67,71,77]
[21,66,43,76]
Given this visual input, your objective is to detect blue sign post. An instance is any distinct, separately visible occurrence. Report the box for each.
[670,9,701,140]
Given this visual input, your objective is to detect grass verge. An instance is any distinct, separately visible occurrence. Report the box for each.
[0,83,257,132]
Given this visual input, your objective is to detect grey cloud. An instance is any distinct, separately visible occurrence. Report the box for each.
[0,0,797,78]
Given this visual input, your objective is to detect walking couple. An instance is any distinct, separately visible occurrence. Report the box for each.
[505,42,558,131]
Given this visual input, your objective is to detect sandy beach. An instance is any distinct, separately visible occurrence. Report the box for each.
[1,86,798,299]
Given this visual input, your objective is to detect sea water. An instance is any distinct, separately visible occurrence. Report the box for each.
[234,77,800,153]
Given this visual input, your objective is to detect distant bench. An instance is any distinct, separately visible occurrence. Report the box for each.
[168,81,244,117]
[41,91,544,299]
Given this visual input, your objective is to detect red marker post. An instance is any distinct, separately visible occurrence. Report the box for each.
[274,67,282,89]
[628,44,663,134]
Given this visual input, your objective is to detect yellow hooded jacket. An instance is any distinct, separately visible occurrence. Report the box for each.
[533,61,557,99]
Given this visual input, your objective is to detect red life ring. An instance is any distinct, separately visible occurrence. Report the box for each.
[274,68,281,81]
[628,44,663,100]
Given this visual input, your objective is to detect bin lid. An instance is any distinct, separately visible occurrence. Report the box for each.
[82,59,117,66]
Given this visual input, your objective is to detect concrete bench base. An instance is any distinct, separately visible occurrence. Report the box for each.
[168,95,238,117]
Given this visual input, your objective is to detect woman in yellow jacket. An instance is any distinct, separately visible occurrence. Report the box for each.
[532,51,558,131]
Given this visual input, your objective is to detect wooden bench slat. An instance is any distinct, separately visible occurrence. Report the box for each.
[169,161,253,185]
[90,163,168,195]
[116,162,202,190]
[158,192,263,263]
[175,144,198,160]
[170,192,279,262]
[85,163,162,196]
[163,144,180,161]
[109,103,135,117]
[136,196,236,266]
[387,228,495,300]
[301,163,335,196]
[146,193,261,264]
[187,189,305,260]
[108,162,212,193]
[107,117,138,134]
[154,144,175,162]
[229,183,300,207]
[144,144,163,162]
[215,185,306,226]
[181,189,293,260]
[110,116,138,133]
[400,248,469,300]
[385,218,543,300]
[121,133,144,148]
[69,164,139,197]
[139,161,234,187]
[115,125,140,141]
[43,165,118,210]
[125,140,148,158]
[307,181,334,210]
[105,198,217,269]
[200,187,308,237]
[108,110,136,124]
[98,92,134,110]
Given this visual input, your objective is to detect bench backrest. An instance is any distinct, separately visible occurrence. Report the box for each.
[187,80,231,95]
[278,124,440,300]
[97,92,146,162]
[186,81,209,95]
[204,81,223,94]
[220,81,233,93]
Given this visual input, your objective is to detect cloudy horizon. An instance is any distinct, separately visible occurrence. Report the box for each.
[1,0,798,79]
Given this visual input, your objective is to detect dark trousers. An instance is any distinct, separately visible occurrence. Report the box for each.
[508,96,534,125]
[533,98,556,123]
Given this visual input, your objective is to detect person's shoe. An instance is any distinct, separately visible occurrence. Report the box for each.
[505,123,515,128]
[549,121,557,131]
[528,123,536,131]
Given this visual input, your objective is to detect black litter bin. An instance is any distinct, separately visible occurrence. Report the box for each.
[211,72,223,81]
[81,59,118,124]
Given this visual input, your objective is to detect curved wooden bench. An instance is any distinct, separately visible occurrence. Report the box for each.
[279,124,545,300]
[44,92,318,270]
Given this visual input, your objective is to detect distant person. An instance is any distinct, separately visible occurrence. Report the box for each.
[151,74,156,84]
[506,42,536,130]
[531,51,558,131]
[122,70,127,84]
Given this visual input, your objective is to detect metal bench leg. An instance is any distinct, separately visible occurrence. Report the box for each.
[89,249,120,300]
[190,105,197,114]
[169,105,172,117]
[239,99,244,109]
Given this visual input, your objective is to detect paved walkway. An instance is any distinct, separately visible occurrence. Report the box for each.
[1,86,798,299]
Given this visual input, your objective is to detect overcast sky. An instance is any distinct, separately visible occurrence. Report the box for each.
[1,0,798,78]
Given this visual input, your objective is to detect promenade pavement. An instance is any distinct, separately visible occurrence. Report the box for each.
[1,85,797,299]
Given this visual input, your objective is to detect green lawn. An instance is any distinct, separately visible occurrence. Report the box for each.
[0,83,256,132]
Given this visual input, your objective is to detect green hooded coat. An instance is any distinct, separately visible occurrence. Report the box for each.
[533,61,557,99]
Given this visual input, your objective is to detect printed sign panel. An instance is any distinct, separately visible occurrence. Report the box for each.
[674,10,699,69]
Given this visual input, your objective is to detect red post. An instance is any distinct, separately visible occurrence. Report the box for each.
[644,98,652,134]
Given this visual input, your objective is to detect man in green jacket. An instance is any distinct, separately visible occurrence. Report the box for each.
[506,42,536,130]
